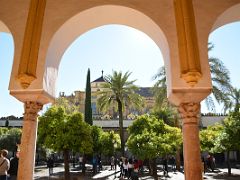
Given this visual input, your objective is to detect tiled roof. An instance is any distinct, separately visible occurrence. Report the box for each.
[92,76,105,83]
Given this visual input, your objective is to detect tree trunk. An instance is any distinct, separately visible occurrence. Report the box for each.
[149,158,158,180]
[146,159,151,174]
[117,99,125,157]
[63,149,70,180]
[226,151,231,176]
[176,149,181,171]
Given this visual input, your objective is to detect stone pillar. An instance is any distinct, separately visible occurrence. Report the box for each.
[178,102,202,180]
[173,0,202,87]
[18,101,42,180]
[17,0,46,89]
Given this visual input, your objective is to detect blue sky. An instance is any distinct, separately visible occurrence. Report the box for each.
[0,22,240,117]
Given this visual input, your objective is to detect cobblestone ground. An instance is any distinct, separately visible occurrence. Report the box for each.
[34,164,240,180]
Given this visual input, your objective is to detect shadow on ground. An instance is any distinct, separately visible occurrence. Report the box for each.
[34,165,240,180]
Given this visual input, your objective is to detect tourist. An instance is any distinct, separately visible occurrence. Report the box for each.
[47,157,54,176]
[114,157,118,170]
[92,156,97,174]
[138,159,143,174]
[128,158,134,179]
[98,155,102,171]
[123,158,128,178]
[110,156,115,170]
[132,159,139,180]
[79,156,83,170]
[163,157,168,177]
[8,151,19,180]
[0,149,10,180]
[119,157,124,178]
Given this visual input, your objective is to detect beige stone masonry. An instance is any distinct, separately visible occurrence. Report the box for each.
[18,101,42,180]
[179,102,202,180]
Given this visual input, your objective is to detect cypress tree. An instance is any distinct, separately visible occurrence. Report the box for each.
[5,119,9,127]
[84,68,92,125]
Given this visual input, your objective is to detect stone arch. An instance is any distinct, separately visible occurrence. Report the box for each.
[0,20,11,33]
[0,20,15,77]
[211,3,240,32]
[44,5,170,98]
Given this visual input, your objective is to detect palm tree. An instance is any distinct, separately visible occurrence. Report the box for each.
[97,71,143,156]
[207,43,232,111]
[152,43,232,171]
[153,43,232,112]
[225,87,240,113]
[152,66,167,108]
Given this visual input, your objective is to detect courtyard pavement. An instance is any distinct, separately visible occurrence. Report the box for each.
[34,164,240,180]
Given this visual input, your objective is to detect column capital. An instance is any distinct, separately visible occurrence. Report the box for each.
[24,101,43,121]
[178,102,200,124]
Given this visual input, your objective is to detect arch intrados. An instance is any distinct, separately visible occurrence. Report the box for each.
[44,5,170,97]
[0,20,10,33]
[211,3,240,33]
[0,20,14,63]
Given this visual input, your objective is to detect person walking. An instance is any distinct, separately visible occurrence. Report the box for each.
[92,156,97,174]
[163,157,168,177]
[47,157,54,176]
[128,158,134,179]
[79,156,83,170]
[132,159,139,180]
[110,156,115,170]
[8,151,19,180]
[98,155,102,172]
[123,158,128,179]
[0,149,10,180]
[119,157,124,178]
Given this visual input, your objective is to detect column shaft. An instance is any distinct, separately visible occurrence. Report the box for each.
[18,101,42,180]
[179,102,202,180]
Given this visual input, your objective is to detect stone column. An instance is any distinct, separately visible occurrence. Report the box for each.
[18,101,42,180]
[178,102,202,180]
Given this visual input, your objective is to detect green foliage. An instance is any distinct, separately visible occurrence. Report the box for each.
[84,68,93,125]
[97,71,144,112]
[38,106,93,154]
[152,66,167,108]
[92,126,104,154]
[225,88,240,113]
[214,111,240,152]
[153,43,232,112]
[200,124,223,153]
[0,127,9,135]
[97,70,144,156]
[91,127,121,156]
[0,128,21,152]
[127,115,182,160]
[55,97,80,114]
[151,106,180,127]
[100,130,120,157]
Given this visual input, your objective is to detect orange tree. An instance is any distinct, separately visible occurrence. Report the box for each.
[38,106,92,179]
[127,115,182,179]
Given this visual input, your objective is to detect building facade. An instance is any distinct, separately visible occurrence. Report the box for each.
[59,73,155,120]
